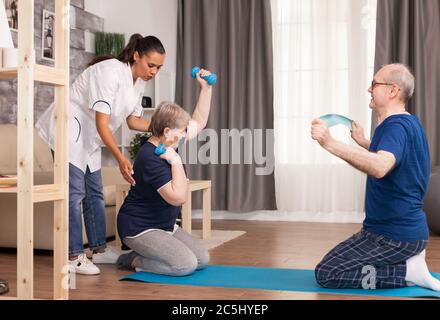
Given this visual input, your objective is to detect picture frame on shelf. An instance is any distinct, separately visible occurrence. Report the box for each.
[42,9,55,61]
[4,0,18,32]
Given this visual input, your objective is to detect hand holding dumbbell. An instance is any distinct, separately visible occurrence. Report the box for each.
[155,144,182,165]
[192,67,217,86]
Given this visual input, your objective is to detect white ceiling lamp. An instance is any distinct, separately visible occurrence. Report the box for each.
[0,0,15,68]
[0,1,13,48]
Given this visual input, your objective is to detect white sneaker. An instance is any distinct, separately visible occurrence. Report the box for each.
[69,254,100,275]
[92,246,120,264]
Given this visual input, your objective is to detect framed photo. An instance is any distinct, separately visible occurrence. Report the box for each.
[42,9,55,61]
[3,0,18,32]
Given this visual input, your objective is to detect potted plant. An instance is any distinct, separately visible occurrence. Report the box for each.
[95,32,125,56]
[128,132,152,161]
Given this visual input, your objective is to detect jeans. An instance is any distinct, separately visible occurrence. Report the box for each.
[69,163,107,256]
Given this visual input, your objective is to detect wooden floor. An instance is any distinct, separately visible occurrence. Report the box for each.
[1,220,439,300]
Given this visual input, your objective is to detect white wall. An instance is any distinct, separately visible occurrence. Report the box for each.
[84,0,178,75]
[83,0,106,18]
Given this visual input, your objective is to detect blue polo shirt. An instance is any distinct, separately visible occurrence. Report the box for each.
[117,142,180,240]
[364,114,430,242]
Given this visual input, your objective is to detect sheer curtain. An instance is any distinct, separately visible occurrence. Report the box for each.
[272,0,377,222]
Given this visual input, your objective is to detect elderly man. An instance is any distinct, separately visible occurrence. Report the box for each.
[311,63,440,291]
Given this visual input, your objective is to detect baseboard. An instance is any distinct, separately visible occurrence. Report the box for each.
[190,210,365,224]
[0,236,117,254]
[0,247,53,256]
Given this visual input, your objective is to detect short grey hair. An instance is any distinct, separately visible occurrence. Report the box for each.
[383,63,415,103]
[147,101,191,137]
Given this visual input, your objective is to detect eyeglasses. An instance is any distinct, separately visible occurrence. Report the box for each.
[371,80,394,89]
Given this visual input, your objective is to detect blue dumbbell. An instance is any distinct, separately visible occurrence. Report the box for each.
[191,67,217,86]
[155,144,166,156]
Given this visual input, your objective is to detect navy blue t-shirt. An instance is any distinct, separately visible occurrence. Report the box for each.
[364,114,430,242]
[117,142,180,240]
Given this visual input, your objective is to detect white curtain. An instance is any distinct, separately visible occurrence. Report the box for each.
[272,0,377,222]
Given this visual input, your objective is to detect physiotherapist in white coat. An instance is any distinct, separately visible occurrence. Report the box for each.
[36,34,166,275]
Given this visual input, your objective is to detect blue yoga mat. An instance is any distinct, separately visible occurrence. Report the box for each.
[122,265,440,298]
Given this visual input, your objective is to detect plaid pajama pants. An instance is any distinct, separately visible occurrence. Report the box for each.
[315,229,427,289]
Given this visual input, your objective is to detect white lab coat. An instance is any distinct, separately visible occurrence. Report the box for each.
[36,59,145,173]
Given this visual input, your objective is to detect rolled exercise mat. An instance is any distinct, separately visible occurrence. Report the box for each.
[0,279,9,295]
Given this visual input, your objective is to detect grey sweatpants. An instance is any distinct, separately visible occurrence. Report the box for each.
[123,226,210,276]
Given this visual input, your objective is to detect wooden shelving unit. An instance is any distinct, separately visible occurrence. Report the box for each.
[0,65,67,85]
[0,0,70,300]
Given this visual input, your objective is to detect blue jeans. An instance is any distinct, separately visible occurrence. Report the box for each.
[69,164,107,256]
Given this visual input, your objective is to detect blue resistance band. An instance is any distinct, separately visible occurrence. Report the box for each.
[319,114,354,130]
